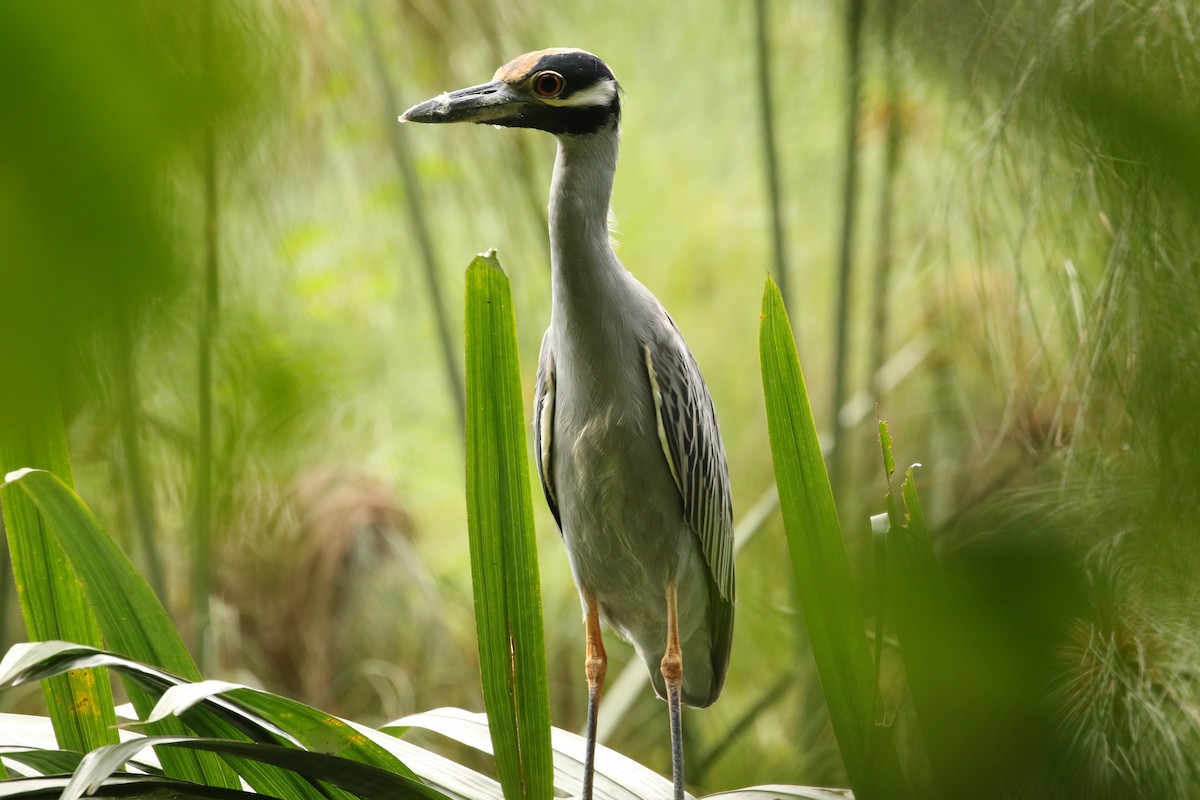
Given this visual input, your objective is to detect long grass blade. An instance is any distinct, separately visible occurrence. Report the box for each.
[362,0,465,440]
[758,278,906,799]
[463,251,552,800]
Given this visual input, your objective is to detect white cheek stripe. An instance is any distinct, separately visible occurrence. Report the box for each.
[545,79,617,108]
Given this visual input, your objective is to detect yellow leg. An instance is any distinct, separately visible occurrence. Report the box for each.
[661,584,685,800]
[583,599,607,800]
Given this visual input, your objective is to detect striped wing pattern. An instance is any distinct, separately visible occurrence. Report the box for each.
[644,320,735,606]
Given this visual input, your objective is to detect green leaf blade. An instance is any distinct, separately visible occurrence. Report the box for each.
[758,278,906,799]
[1,470,237,789]
[0,774,264,800]
[0,407,117,755]
[881,454,956,797]
[463,251,552,800]
[60,736,442,800]
[0,643,362,800]
[223,687,421,779]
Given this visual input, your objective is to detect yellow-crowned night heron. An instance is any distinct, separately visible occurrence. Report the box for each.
[401,48,734,800]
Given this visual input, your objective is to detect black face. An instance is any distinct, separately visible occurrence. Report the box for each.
[492,50,621,137]
[400,48,621,137]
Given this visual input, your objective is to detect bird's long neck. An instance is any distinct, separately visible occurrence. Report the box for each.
[548,125,624,323]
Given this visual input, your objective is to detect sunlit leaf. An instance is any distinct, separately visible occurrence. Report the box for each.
[388,707,676,800]
[0,642,332,800]
[351,723,503,800]
[703,787,854,800]
[0,643,477,799]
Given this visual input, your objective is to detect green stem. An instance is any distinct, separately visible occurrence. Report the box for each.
[193,0,219,670]
[830,0,867,496]
[360,0,466,440]
[115,314,167,603]
[754,0,792,307]
[868,0,902,403]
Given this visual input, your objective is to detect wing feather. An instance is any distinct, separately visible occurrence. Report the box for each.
[533,331,561,530]
[643,331,734,603]
[643,319,735,701]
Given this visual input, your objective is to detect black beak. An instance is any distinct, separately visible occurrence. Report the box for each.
[399,80,523,124]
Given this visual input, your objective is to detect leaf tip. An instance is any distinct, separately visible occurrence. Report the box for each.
[471,248,502,270]
[761,274,780,304]
[878,421,895,478]
[2,467,40,486]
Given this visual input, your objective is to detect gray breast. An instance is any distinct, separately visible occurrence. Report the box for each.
[546,294,718,705]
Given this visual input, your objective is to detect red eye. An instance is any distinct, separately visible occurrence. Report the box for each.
[533,71,565,98]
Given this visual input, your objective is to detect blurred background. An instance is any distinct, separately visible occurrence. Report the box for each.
[2,0,1198,797]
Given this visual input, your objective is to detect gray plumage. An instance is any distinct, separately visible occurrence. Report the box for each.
[401,47,734,797]
[532,125,734,706]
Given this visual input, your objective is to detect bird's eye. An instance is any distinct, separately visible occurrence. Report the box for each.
[533,71,566,98]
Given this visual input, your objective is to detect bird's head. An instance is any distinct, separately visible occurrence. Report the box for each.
[399,48,619,136]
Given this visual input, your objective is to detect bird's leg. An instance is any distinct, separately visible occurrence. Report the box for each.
[582,598,607,800]
[661,583,685,800]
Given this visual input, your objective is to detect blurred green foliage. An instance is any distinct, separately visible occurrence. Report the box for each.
[884,3,1200,798]
[1,0,1198,797]
[0,2,267,415]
